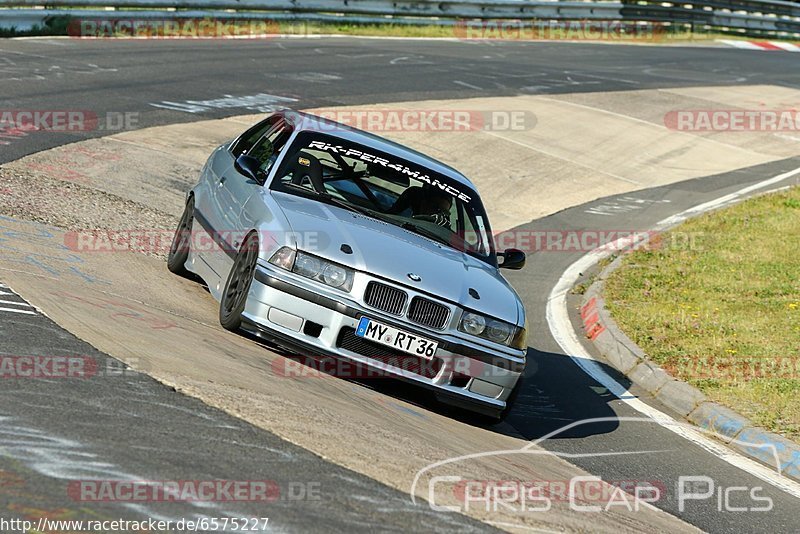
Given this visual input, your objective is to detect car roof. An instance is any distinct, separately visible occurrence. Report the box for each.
[281,110,478,191]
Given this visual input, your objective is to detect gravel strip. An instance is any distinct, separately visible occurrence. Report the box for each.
[0,166,176,258]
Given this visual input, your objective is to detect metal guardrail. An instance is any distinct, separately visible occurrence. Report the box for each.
[1,0,799,38]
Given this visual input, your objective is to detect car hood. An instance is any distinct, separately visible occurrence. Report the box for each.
[269,192,522,325]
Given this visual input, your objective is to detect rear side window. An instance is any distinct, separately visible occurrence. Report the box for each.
[230,117,276,157]
[248,120,293,176]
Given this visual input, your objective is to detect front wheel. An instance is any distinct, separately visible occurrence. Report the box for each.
[219,232,259,331]
[167,197,194,276]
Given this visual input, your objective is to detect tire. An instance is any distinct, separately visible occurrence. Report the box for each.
[167,197,194,275]
[219,232,259,332]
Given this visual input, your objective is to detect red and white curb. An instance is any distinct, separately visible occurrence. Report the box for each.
[718,39,800,51]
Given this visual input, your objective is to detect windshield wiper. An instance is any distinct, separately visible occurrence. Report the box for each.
[401,222,451,247]
[318,194,387,221]
[312,193,450,248]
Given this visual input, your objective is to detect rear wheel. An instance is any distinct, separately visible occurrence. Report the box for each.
[219,232,259,331]
[167,197,194,276]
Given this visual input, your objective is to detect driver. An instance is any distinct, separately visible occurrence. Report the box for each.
[389,187,452,228]
[414,190,453,227]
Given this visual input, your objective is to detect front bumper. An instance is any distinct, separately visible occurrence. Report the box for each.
[243,265,526,417]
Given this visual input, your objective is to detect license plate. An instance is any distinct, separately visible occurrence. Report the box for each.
[355,317,438,360]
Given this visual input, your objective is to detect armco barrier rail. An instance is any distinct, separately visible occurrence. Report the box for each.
[0,0,799,38]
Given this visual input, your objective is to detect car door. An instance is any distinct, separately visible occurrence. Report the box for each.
[217,116,294,275]
[192,146,234,278]
[196,118,275,278]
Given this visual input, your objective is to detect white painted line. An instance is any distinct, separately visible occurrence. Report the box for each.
[657,166,800,229]
[453,80,484,91]
[547,165,800,499]
[717,39,768,50]
[0,299,32,307]
[565,71,641,85]
[0,307,36,315]
[584,210,614,216]
[768,41,800,52]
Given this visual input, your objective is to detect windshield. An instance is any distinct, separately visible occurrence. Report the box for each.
[270,132,496,264]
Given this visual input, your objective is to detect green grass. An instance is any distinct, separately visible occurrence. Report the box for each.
[300,22,457,38]
[604,186,800,441]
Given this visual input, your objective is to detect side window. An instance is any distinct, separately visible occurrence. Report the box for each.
[248,120,293,176]
[229,117,276,157]
[459,203,489,255]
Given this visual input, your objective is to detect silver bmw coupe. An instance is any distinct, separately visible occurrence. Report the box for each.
[168,110,527,421]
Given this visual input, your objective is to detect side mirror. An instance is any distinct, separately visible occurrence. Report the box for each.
[498,248,526,270]
[234,155,263,183]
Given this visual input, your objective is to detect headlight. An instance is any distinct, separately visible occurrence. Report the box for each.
[322,263,348,288]
[485,319,513,343]
[459,311,520,347]
[268,247,354,292]
[294,253,322,278]
[460,312,486,335]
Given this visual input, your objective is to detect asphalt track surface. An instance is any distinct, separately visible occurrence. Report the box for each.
[2,37,800,532]
[3,37,800,164]
[0,286,490,532]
